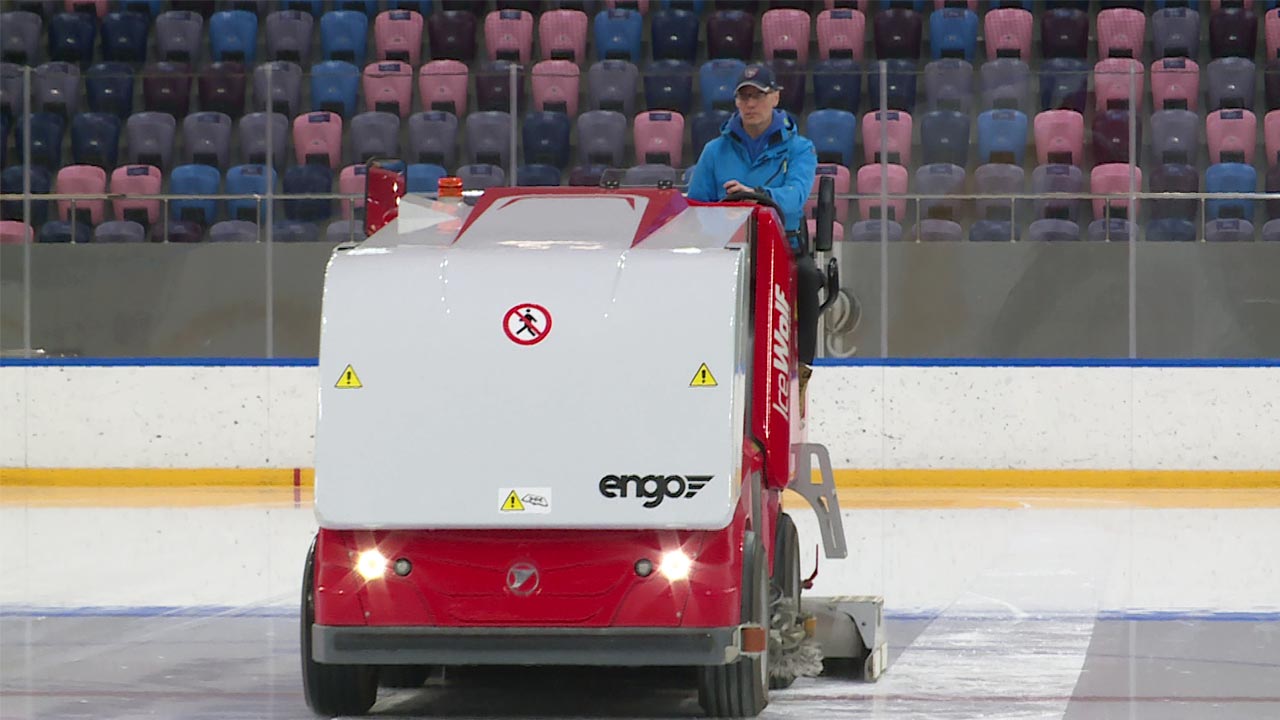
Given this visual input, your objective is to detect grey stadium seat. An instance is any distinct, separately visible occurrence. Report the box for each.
[266,10,314,66]
[1262,219,1280,242]
[1,11,42,66]
[350,111,400,163]
[408,111,459,167]
[911,218,964,242]
[850,220,904,242]
[155,10,204,63]
[973,162,1025,222]
[239,112,290,168]
[125,111,177,169]
[182,111,233,169]
[1026,218,1081,241]
[622,163,681,187]
[914,163,966,222]
[34,61,80,117]
[1031,163,1084,223]
[588,60,639,117]
[456,163,506,190]
[1151,8,1199,60]
[1087,219,1137,241]
[325,219,366,244]
[1206,58,1255,111]
[924,58,974,114]
[253,61,303,117]
[980,59,1030,112]
[209,219,261,242]
[92,220,147,243]
[464,111,513,168]
[1150,110,1200,165]
[1204,218,1254,242]
[576,110,627,167]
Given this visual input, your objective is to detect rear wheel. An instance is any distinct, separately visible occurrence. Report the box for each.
[301,537,378,717]
[697,533,769,717]
[769,513,803,689]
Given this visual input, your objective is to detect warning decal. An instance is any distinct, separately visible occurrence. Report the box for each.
[503,303,552,346]
[335,364,363,389]
[689,363,718,387]
[499,488,552,514]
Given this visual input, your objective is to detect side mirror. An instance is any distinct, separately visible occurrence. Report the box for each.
[814,174,835,253]
[363,161,406,237]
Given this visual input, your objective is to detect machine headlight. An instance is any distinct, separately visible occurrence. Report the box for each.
[356,549,388,581]
[659,550,692,581]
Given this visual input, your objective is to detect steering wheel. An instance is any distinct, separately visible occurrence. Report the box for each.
[723,189,782,216]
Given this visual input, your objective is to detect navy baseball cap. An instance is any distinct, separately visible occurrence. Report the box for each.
[735,64,780,93]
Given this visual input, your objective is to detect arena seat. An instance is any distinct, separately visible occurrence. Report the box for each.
[817,8,865,61]
[634,110,684,166]
[522,111,572,168]
[1153,7,1200,59]
[651,9,698,63]
[813,58,862,113]
[1204,218,1254,241]
[1207,109,1258,164]
[974,162,1025,221]
[456,163,506,190]
[969,220,1018,241]
[1149,163,1200,221]
[320,10,368,64]
[55,164,106,226]
[1096,8,1145,60]
[238,112,289,168]
[594,8,642,62]
[18,111,65,168]
[516,164,563,186]
[984,8,1032,61]
[282,164,334,223]
[83,63,131,121]
[38,220,91,243]
[644,59,694,114]
[706,10,754,61]
[374,9,422,66]
[690,109,731,159]
[980,59,1030,112]
[1091,164,1142,221]
[976,109,1028,165]
[406,163,448,193]
[1031,163,1084,222]
[804,163,852,225]
[209,10,257,64]
[1151,57,1200,111]
[337,164,367,219]
[866,59,917,111]
[588,60,639,116]
[1146,218,1198,242]
[1026,218,1082,241]
[225,164,275,223]
[862,109,912,165]
[1033,109,1083,166]
[486,9,534,63]
[156,10,204,63]
[181,111,232,170]
[1041,8,1088,59]
[0,166,51,227]
[419,60,469,116]
[1206,57,1256,110]
[1092,110,1141,165]
[1205,162,1257,221]
[1,11,42,65]
[850,219,904,242]
[577,109,627,166]
[363,61,413,118]
[252,61,302,117]
[919,110,969,167]
[123,112,174,169]
[874,8,922,59]
[465,110,514,168]
[532,60,580,116]
[1094,57,1145,112]
[35,61,80,118]
[1151,109,1201,165]
[48,12,95,68]
[762,8,811,64]
[1040,57,1089,113]
[169,163,221,226]
[351,111,401,163]
[1209,7,1257,58]
[293,111,343,169]
[807,109,857,167]
[914,163,966,222]
[428,10,478,62]
[538,9,588,63]
[266,10,314,66]
[567,164,608,187]
[408,111,459,167]
[930,8,977,61]
[856,163,908,222]
[310,61,359,118]
[92,220,146,243]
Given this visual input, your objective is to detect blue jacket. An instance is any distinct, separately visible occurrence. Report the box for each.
[686,110,818,235]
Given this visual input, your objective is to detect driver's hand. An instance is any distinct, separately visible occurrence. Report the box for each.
[723,180,754,196]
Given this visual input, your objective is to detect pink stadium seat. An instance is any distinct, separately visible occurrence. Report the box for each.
[762,9,812,65]
[804,163,852,225]
[1091,164,1142,221]
[1207,109,1258,164]
[109,164,162,226]
[363,61,413,118]
[605,0,650,11]
[538,9,588,63]
[1034,109,1084,166]
[1094,58,1145,112]
[292,111,343,169]
[934,0,977,9]
[1151,57,1199,111]
[1267,8,1280,60]
[0,221,33,244]
[374,9,424,67]
[1266,110,1280,167]
[633,110,685,166]
[485,9,534,63]
[1210,0,1254,10]
[856,163,908,223]
[825,0,869,10]
[419,59,469,116]
[532,60,580,116]
[338,164,365,220]
[55,165,107,225]
[65,0,107,17]
[1096,8,1145,60]
[984,8,1032,61]
[816,9,865,61]
[861,109,912,166]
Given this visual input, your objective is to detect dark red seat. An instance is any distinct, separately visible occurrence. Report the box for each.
[706,10,754,61]
[428,10,477,62]
[143,61,192,119]
[874,8,922,60]
[197,61,245,118]
[1209,8,1257,59]
[1040,9,1087,59]
[475,60,524,113]
[1091,109,1141,165]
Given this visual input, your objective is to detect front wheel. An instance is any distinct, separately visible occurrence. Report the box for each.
[697,533,770,717]
[769,513,804,689]
[301,537,378,717]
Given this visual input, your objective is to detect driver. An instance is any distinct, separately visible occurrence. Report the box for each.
[686,64,824,398]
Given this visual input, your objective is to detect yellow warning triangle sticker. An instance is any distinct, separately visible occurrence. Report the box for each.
[501,490,526,512]
[689,362,718,387]
[335,364,363,389]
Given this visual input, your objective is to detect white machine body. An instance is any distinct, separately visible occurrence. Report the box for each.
[314,192,758,530]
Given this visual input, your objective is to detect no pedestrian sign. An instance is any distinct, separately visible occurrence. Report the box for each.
[503,303,552,346]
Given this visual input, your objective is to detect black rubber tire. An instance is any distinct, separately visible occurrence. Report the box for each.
[697,533,770,717]
[378,665,430,689]
[301,537,379,717]
[768,512,803,690]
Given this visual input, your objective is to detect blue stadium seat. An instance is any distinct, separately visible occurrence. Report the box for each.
[517,164,562,186]
[1039,58,1089,113]
[335,0,380,16]
[39,220,91,243]
[929,9,978,62]
[71,111,121,168]
[86,62,134,119]
[594,9,642,62]
[1153,0,1197,8]
[1205,162,1257,222]
[170,163,222,226]
[390,0,433,14]
[651,9,699,63]
[406,163,447,193]
[272,220,319,243]
[310,61,360,118]
[48,12,96,68]
[805,109,856,167]
[812,59,861,113]
[209,10,258,64]
[522,111,572,169]
[690,109,730,160]
[101,11,149,64]
[866,59,917,112]
[698,59,745,113]
[1146,218,1197,242]
[283,164,334,223]
[969,220,1019,242]
[281,0,323,15]
[645,59,694,114]
[16,111,64,169]
[977,109,1028,165]
[659,0,706,11]
[0,165,52,227]
[920,110,970,167]
[120,0,162,18]
[320,10,368,65]
[225,164,276,222]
